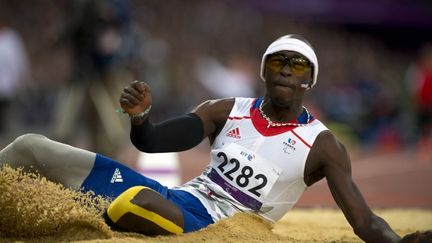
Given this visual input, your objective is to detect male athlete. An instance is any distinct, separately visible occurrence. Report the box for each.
[0,35,412,242]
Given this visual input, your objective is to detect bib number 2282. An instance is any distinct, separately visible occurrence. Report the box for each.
[216,151,268,197]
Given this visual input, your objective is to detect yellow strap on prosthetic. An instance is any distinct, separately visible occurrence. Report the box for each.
[107,186,183,234]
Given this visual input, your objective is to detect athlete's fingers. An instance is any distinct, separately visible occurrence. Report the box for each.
[124,86,145,100]
[141,82,151,95]
[131,80,147,93]
[121,93,141,106]
[119,97,134,108]
[120,98,136,109]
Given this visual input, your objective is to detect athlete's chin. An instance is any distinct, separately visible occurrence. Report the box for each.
[269,89,295,105]
[270,94,294,107]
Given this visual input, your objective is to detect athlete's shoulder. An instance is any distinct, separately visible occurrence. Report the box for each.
[192,97,235,114]
[194,97,261,113]
[193,96,263,129]
[292,118,329,147]
[228,97,257,116]
[192,98,236,138]
[312,130,350,168]
[233,97,257,104]
[308,118,329,133]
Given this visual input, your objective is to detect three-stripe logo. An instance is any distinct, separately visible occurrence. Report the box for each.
[226,127,241,139]
[110,168,124,183]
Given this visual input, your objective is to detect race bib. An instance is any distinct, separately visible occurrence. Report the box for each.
[208,143,281,211]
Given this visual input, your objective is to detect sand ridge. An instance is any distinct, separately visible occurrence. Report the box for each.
[1,165,431,243]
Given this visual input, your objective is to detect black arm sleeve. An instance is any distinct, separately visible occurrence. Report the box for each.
[130,113,205,153]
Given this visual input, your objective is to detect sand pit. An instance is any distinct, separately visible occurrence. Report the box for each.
[1,165,431,243]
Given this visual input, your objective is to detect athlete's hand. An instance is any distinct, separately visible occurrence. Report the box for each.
[400,230,432,243]
[119,80,152,116]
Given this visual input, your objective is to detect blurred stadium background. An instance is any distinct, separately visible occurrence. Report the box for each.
[0,0,431,209]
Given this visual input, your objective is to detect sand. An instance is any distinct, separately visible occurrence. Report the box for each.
[1,165,431,243]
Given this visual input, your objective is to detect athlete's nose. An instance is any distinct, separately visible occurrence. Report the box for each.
[280,63,293,77]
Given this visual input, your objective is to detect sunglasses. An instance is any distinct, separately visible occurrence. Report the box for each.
[265,54,312,76]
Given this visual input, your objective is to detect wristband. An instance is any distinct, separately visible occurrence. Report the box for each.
[116,105,152,122]
[129,105,152,119]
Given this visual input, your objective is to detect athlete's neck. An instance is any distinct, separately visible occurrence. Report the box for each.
[262,97,304,123]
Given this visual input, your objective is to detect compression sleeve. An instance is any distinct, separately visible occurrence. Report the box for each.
[130,113,205,153]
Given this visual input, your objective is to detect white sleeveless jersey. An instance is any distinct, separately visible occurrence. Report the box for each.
[175,97,328,223]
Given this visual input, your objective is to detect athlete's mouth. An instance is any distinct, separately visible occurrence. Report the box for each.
[273,80,295,89]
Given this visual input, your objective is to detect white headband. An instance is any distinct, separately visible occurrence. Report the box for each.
[260,35,318,89]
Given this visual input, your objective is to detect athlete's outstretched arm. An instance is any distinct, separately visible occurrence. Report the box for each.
[313,131,401,243]
[119,81,233,153]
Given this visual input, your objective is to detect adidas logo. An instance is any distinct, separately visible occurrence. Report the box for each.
[110,168,123,183]
[226,127,241,139]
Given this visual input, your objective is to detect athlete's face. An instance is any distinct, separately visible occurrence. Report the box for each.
[263,51,313,107]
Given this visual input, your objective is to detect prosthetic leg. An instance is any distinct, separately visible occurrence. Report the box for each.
[0,133,96,189]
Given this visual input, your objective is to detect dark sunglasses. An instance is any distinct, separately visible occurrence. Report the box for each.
[265,54,312,76]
